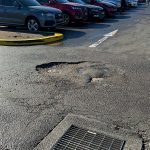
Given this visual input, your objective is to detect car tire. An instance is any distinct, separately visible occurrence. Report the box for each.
[26,17,40,32]
[102,11,106,20]
[63,13,71,25]
[7,26,16,29]
[47,27,56,31]
[98,12,105,22]
[104,9,108,17]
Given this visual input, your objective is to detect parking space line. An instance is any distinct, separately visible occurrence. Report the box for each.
[89,29,118,48]
[89,36,108,48]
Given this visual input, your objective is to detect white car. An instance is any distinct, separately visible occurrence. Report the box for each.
[102,0,121,8]
[127,0,138,7]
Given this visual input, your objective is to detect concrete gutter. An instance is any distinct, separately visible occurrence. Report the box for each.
[0,33,63,46]
[34,113,142,150]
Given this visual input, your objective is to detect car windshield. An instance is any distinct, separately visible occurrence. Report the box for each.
[19,0,41,6]
[56,0,69,3]
[73,0,86,4]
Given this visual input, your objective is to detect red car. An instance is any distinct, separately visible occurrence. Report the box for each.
[37,0,88,24]
[82,0,117,17]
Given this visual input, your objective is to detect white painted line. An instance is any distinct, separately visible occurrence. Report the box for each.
[104,29,118,37]
[89,36,108,48]
[89,29,118,48]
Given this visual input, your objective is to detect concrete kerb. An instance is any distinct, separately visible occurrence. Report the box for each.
[0,32,63,46]
[34,113,142,150]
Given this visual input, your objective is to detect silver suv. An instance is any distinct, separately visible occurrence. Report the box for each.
[0,0,64,31]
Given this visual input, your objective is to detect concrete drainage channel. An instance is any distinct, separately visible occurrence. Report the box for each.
[36,61,126,85]
[34,114,142,150]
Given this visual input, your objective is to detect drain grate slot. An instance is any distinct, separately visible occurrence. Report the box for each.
[52,125,126,150]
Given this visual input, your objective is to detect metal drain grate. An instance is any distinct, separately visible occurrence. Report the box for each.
[52,125,126,150]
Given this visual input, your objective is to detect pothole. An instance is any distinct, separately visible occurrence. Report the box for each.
[36,61,125,85]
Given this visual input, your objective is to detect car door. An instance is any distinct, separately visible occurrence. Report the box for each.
[0,0,5,23]
[4,0,27,25]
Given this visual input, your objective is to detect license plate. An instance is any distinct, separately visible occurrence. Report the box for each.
[57,19,63,22]
[94,15,99,17]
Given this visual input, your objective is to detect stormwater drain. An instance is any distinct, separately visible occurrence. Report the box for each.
[52,125,126,150]
[34,114,142,150]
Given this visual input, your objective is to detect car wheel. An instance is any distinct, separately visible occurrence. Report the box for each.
[104,10,108,17]
[98,12,105,22]
[26,18,40,32]
[63,13,71,25]
[7,26,16,29]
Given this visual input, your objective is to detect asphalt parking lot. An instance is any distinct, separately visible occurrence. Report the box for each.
[54,6,144,48]
[0,3,150,150]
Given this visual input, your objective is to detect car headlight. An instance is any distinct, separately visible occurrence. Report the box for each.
[71,6,82,10]
[41,12,54,17]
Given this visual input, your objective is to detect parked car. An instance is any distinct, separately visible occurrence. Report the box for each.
[37,0,88,25]
[138,0,145,3]
[82,0,117,17]
[68,0,105,20]
[0,0,64,31]
[127,0,138,7]
[102,0,121,9]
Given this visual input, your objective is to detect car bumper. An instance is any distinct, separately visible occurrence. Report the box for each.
[72,13,88,22]
[43,19,64,27]
[91,11,105,19]
[71,8,88,22]
[38,14,64,28]
[107,9,117,16]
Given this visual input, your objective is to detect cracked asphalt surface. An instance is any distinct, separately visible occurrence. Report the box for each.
[0,4,150,150]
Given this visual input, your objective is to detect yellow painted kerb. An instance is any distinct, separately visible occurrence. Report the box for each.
[0,32,63,46]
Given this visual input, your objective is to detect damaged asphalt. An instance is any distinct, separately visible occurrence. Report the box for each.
[0,4,150,150]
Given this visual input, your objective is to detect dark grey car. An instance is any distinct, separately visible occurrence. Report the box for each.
[0,0,64,31]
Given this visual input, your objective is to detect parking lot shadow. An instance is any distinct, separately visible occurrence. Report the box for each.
[116,15,131,19]
[104,19,119,23]
[55,28,86,40]
[0,26,86,41]
[62,22,111,29]
[126,6,146,12]
[141,13,150,15]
